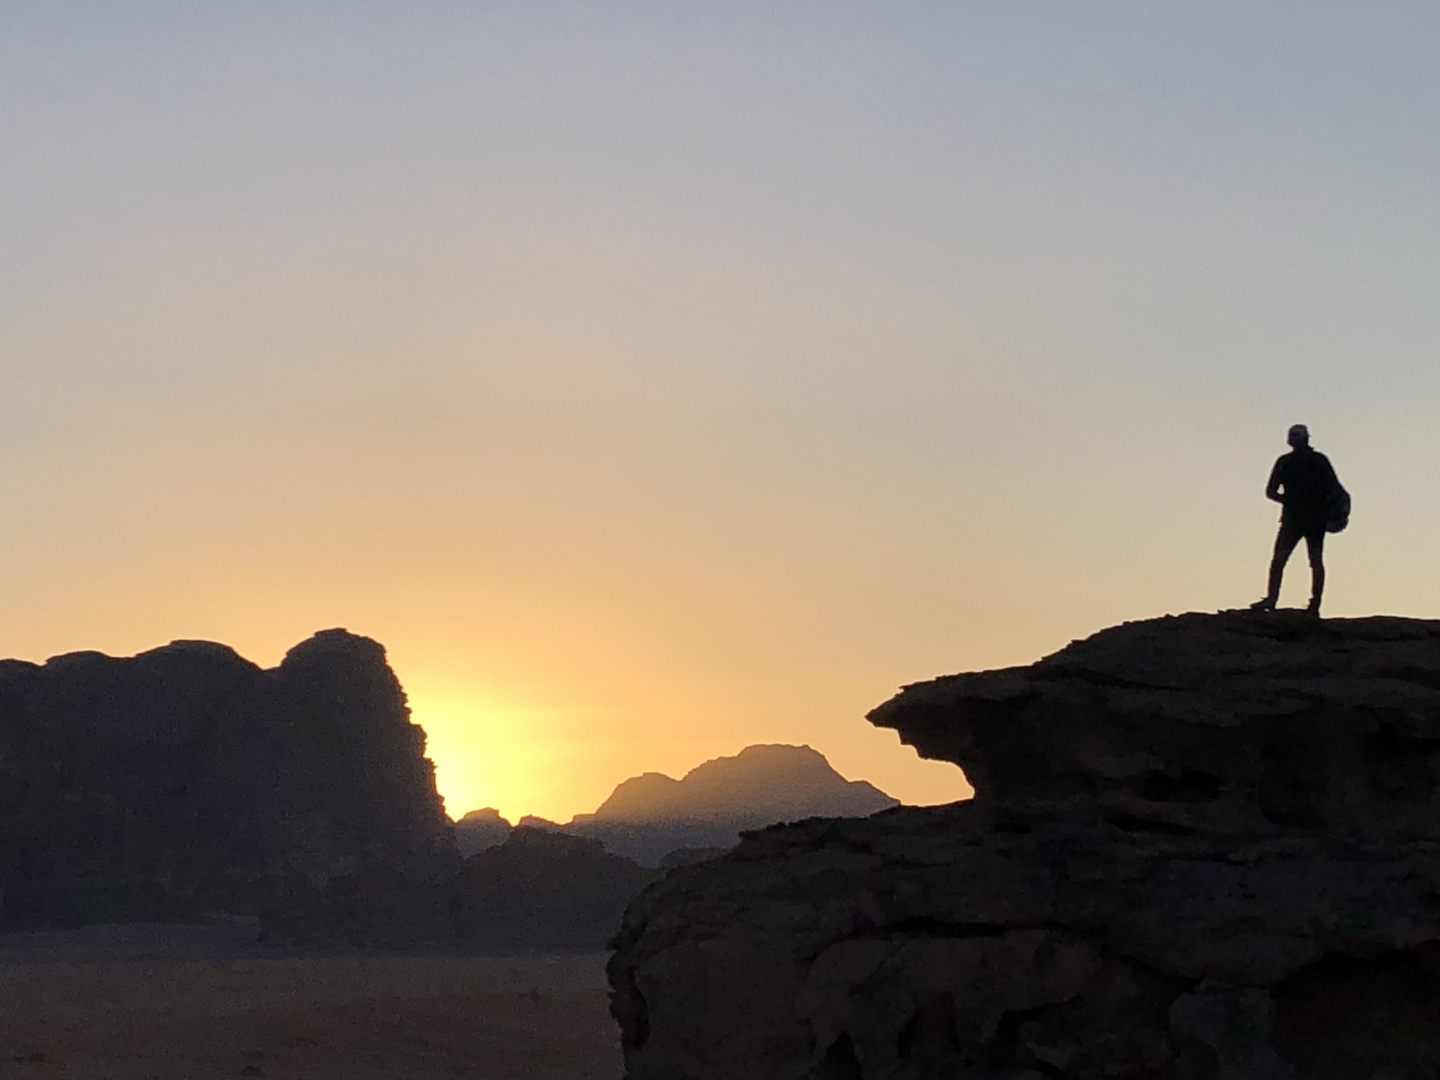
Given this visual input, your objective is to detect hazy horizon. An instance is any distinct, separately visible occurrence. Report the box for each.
[2,4,1435,823]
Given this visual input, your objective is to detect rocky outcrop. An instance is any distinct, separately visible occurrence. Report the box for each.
[450,828,660,951]
[264,826,660,950]
[454,807,514,857]
[0,630,453,930]
[569,744,898,866]
[609,611,1440,1079]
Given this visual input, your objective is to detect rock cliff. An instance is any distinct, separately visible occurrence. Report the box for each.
[609,611,1440,1079]
[0,629,453,929]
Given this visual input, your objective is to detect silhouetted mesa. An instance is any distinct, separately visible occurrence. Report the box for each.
[451,828,659,951]
[565,744,898,865]
[263,826,659,951]
[611,611,1440,1079]
[0,630,454,931]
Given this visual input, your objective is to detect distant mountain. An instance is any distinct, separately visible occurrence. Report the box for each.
[447,745,899,867]
[566,744,898,865]
[453,807,514,857]
[586,743,895,822]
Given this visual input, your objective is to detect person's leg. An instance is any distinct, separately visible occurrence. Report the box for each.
[1256,523,1302,609]
[1304,528,1326,612]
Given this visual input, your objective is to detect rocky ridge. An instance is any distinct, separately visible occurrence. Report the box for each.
[569,744,899,866]
[453,745,900,867]
[609,611,1440,1079]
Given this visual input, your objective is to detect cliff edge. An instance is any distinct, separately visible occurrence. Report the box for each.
[609,611,1440,1080]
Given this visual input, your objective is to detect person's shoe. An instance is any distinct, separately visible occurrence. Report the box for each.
[1306,597,1322,617]
[1249,597,1277,612]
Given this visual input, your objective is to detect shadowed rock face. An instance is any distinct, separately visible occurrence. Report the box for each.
[262,826,660,951]
[451,827,661,951]
[0,630,453,930]
[609,612,1440,1080]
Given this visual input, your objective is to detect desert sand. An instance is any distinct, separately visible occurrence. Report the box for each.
[0,922,620,1080]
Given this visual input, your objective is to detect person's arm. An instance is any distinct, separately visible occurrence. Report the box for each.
[1265,458,1285,503]
[1320,453,1340,492]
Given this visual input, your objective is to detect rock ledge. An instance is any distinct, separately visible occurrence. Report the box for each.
[609,612,1440,1080]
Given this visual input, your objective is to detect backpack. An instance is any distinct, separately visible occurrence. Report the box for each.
[1326,484,1351,534]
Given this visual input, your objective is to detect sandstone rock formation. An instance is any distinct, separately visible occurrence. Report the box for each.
[569,744,898,865]
[450,827,660,951]
[453,807,514,857]
[609,611,1440,1079]
[0,629,453,930]
[264,826,660,950]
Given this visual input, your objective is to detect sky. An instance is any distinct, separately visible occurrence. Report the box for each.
[1,3,1436,824]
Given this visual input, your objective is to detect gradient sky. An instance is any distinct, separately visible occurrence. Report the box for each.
[1,3,1436,823]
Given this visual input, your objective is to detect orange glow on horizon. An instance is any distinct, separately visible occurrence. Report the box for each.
[0,5,1432,830]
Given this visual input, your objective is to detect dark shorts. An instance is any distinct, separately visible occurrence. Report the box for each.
[1279,516,1325,542]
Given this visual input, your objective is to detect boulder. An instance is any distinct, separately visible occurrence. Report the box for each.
[609,611,1440,1079]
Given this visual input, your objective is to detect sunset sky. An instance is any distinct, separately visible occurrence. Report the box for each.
[2,4,1436,823]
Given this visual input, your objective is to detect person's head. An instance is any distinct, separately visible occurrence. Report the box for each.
[1287,423,1310,448]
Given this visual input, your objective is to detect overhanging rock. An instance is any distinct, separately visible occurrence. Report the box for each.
[608,611,1440,1079]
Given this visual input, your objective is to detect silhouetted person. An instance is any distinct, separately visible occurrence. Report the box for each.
[1251,424,1342,615]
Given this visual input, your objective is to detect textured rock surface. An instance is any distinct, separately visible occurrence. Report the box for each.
[0,629,453,929]
[609,611,1440,1079]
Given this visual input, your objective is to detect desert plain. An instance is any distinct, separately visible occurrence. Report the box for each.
[0,922,619,1080]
